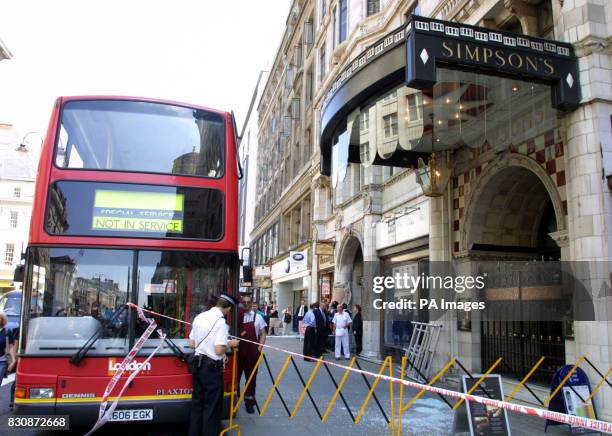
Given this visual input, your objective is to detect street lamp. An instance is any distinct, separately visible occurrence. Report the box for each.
[17,131,43,152]
[415,116,451,197]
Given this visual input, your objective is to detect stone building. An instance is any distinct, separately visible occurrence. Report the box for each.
[0,124,37,291]
[253,0,612,419]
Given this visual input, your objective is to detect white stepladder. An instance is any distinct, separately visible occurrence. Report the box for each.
[404,322,442,383]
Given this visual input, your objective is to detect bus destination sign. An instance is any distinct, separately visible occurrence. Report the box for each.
[92,190,184,233]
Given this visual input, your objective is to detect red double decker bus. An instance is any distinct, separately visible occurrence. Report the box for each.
[14,96,240,425]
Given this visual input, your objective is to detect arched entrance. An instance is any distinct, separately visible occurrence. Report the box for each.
[334,235,364,307]
[464,162,566,383]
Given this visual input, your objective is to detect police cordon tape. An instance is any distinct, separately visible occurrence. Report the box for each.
[85,305,166,436]
[93,303,612,435]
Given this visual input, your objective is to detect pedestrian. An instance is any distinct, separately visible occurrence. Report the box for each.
[260,303,270,334]
[8,325,19,410]
[0,311,16,380]
[342,303,352,318]
[352,304,363,356]
[188,294,239,436]
[294,299,307,333]
[328,301,338,351]
[282,306,292,335]
[312,302,326,358]
[237,301,267,414]
[302,304,318,361]
[332,304,352,360]
[316,302,329,356]
[268,304,280,335]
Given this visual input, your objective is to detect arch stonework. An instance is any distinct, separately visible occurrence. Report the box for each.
[460,152,567,253]
[334,228,365,305]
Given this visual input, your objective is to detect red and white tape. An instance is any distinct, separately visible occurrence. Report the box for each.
[118,305,612,434]
[85,305,166,436]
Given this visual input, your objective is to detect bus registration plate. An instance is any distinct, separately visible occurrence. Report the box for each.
[110,409,153,422]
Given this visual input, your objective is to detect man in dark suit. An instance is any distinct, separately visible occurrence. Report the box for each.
[312,302,326,358]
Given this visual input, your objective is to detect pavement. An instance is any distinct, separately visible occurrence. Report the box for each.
[0,336,578,435]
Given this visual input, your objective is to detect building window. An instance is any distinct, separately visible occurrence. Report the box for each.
[359,111,369,132]
[339,0,347,43]
[319,44,326,82]
[306,69,314,104]
[9,211,18,228]
[292,98,301,120]
[5,243,14,264]
[406,93,422,121]
[293,44,303,69]
[320,0,327,23]
[332,7,337,48]
[304,21,314,45]
[367,0,380,16]
[383,90,397,101]
[383,114,398,138]
[13,187,21,198]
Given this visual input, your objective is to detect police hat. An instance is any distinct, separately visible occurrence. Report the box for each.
[218,293,237,306]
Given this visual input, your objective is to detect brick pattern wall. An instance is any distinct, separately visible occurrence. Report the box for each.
[452,128,567,254]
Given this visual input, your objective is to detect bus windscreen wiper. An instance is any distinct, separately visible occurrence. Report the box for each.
[70,304,128,365]
[162,335,186,361]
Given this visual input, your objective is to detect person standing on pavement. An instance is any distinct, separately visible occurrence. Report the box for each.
[0,312,16,380]
[316,303,329,356]
[352,304,363,356]
[282,306,292,335]
[294,299,307,332]
[268,304,280,335]
[312,302,326,358]
[237,301,267,414]
[302,304,318,361]
[332,304,352,360]
[188,294,239,436]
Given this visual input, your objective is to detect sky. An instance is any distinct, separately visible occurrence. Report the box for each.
[0,0,290,144]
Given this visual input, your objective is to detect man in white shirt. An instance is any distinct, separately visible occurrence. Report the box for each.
[237,299,267,414]
[332,304,352,360]
[188,294,239,436]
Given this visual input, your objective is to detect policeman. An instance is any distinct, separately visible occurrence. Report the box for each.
[188,294,239,436]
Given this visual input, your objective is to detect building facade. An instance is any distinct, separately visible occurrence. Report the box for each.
[0,124,37,291]
[254,0,612,419]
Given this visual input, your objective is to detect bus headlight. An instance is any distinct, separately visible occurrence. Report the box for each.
[29,388,54,399]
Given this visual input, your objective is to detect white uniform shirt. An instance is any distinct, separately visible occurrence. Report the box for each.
[189,307,228,361]
[332,311,352,335]
[242,311,267,340]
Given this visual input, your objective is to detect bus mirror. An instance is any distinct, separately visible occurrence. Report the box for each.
[14,265,24,282]
[242,266,253,283]
[240,247,251,267]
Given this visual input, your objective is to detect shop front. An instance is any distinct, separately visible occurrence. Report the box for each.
[271,247,311,331]
[316,241,335,304]
[376,198,430,356]
[319,15,580,375]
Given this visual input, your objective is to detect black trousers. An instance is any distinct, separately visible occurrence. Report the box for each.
[355,332,363,355]
[189,358,224,436]
[303,326,317,360]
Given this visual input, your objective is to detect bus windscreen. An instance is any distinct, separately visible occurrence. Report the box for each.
[55,100,225,178]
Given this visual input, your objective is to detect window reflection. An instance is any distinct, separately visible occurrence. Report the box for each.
[56,100,225,178]
[136,251,235,354]
[352,67,557,165]
[22,248,131,355]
